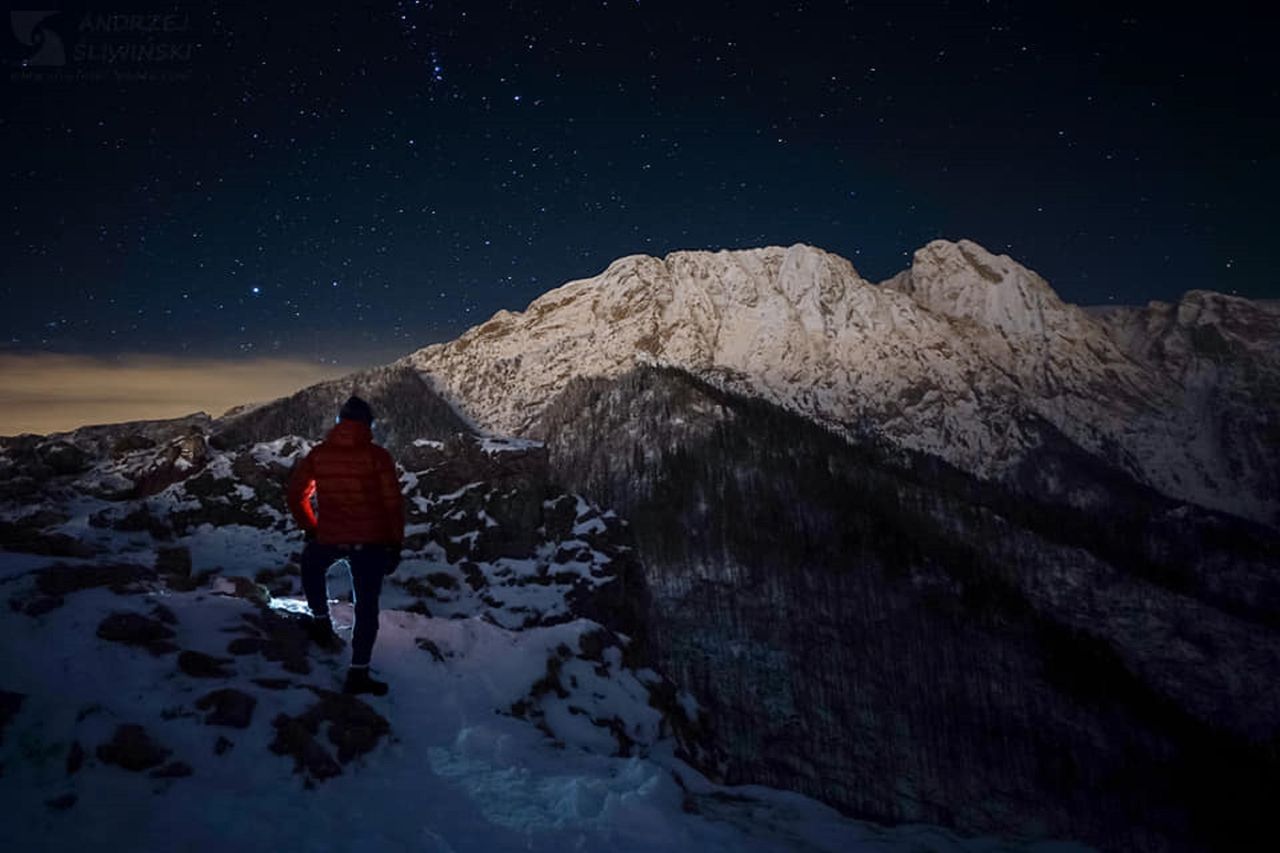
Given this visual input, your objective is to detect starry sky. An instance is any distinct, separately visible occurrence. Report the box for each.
[3,1,1277,372]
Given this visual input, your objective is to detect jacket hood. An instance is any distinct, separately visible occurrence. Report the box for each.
[326,419,373,446]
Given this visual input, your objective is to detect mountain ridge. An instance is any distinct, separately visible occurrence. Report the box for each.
[402,239,1278,527]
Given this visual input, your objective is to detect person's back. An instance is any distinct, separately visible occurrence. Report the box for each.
[294,419,402,546]
[287,395,404,695]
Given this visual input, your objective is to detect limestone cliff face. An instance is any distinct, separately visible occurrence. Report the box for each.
[405,240,1279,526]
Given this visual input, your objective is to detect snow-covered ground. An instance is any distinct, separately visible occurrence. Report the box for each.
[0,566,1085,853]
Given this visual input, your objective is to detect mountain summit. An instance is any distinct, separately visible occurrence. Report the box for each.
[405,239,1279,526]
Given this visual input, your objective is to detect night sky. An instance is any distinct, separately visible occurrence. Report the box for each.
[4,1,1277,369]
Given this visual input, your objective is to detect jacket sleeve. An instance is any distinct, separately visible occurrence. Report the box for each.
[286,450,319,535]
[376,449,405,545]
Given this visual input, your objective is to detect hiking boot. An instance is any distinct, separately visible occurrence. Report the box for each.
[305,617,344,652]
[343,666,389,697]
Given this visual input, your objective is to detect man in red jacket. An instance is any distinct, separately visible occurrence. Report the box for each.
[287,395,404,696]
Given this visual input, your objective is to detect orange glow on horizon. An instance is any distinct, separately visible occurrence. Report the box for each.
[0,352,348,436]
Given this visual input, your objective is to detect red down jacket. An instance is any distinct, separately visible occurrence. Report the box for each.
[286,420,405,546]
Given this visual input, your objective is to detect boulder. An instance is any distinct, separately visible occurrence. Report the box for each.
[96,724,170,771]
[269,688,390,782]
[96,612,177,655]
[177,650,234,678]
[196,688,256,729]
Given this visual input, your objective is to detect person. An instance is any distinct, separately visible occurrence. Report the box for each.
[286,395,404,696]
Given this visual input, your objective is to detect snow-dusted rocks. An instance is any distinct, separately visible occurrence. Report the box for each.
[6,418,962,852]
[405,239,1278,525]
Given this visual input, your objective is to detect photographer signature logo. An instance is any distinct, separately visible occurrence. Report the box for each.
[10,10,65,66]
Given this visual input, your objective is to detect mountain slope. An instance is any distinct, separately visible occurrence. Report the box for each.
[529,364,1280,851]
[210,363,473,456]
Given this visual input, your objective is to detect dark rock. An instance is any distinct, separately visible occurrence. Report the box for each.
[182,468,237,500]
[66,740,85,775]
[96,724,170,771]
[150,760,193,778]
[438,531,474,564]
[214,735,234,755]
[45,792,77,810]
[473,488,543,560]
[254,564,299,596]
[150,603,178,625]
[76,704,103,722]
[37,563,154,598]
[251,677,293,690]
[577,628,609,663]
[414,433,550,496]
[231,453,291,513]
[316,692,390,763]
[269,689,391,782]
[153,547,205,592]
[404,601,432,617]
[169,459,275,533]
[564,550,650,664]
[398,575,440,600]
[226,611,311,674]
[38,440,91,475]
[213,576,270,604]
[114,506,172,539]
[553,545,591,565]
[0,520,95,557]
[529,655,569,701]
[460,561,486,591]
[415,637,445,662]
[21,595,63,616]
[269,713,342,781]
[0,690,24,745]
[543,495,578,541]
[155,546,192,578]
[196,688,256,728]
[425,571,459,591]
[131,433,208,497]
[16,509,69,529]
[177,650,234,678]
[164,573,208,594]
[96,612,178,655]
[227,637,264,655]
[0,470,42,500]
[111,433,156,457]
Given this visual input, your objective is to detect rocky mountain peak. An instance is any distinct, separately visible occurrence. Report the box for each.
[1175,289,1280,346]
[1093,288,1280,376]
[886,238,1070,337]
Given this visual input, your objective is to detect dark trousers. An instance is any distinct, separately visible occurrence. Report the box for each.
[300,541,389,667]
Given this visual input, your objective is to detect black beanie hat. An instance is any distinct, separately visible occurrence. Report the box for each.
[338,395,374,424]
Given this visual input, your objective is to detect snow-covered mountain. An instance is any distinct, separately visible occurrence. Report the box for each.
[403,239,1279,526]
[3,238,1277,852]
